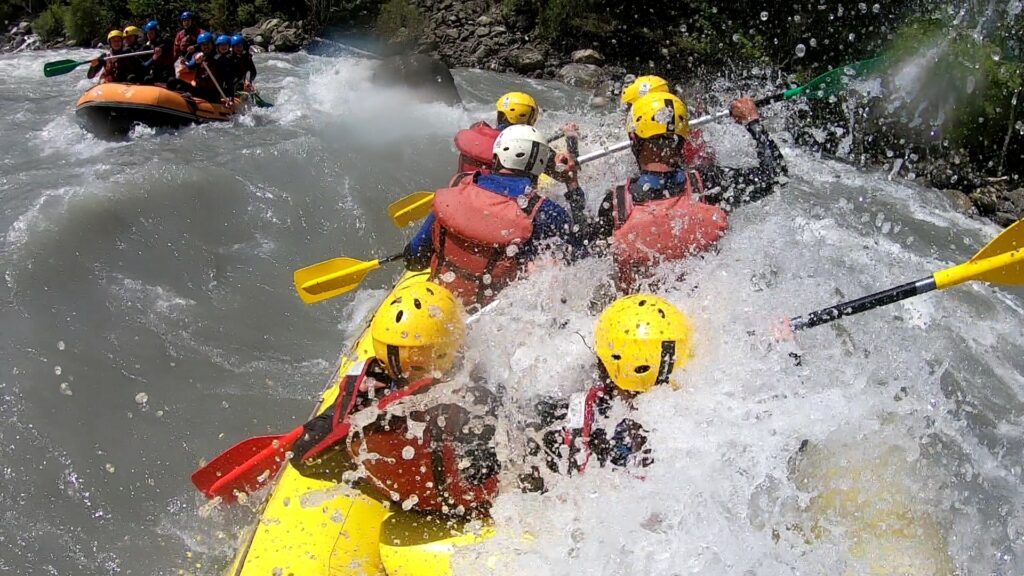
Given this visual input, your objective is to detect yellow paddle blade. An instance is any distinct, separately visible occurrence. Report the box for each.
[933,219,1024,289]
[388,191,435,228]
[293,257,381,304]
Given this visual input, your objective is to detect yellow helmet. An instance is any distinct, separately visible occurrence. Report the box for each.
[107,30,124,41]
[496,91,538,125]
[628,92,690,139]
[123,26,142,38]
[370,282,466,381]
[621,75,671,106]
[594,294,692,393]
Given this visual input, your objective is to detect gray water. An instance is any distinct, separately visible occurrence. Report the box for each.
[0,48,1022,575]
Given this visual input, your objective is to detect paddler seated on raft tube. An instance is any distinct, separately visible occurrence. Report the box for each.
[403,124,588,309]
[141,20,176,85]
[87,30,125,83]
[211,34,239,97]
[177,32,233,105]
[522,294,690,486]
[569,92,788,291]
[290,282,502,516]
[173,10,204,61]
[621,74,716,170]
[117,26,147,84]
[454,91,539,174]
[230,34,256,93]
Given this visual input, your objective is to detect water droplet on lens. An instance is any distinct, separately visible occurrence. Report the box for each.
[795,44,806,57]
[760,11,769,20]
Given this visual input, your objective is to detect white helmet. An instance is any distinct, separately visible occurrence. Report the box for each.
[492,125,552,177]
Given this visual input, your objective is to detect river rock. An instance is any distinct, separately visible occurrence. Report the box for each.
[270,28,301,52]
[571,49,604,65]
[261,18,282,35]
[17,21,31,33]
[557,63,604,88]
[476,15,494,26]
[475,26,489,37]
[511,47,545,73]
[241,26,261,41]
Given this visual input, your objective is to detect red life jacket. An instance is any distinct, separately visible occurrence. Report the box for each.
[431,174,546,307]
[173,27,203,60]
[302,360,498,514]
[559,385,607,474]
[453,121,499,174]
[611,172,728,288]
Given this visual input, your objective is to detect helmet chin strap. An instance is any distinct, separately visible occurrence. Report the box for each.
[655,341,676,387]
[386,344,405,383]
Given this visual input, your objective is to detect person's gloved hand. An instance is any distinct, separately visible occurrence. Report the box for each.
[549,151,580,187]
[730,96,760,125]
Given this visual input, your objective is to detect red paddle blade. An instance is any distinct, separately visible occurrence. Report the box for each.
[191,428,302,501]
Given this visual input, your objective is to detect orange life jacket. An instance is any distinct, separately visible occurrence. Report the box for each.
[453,121,499,173]
[611,172,728,288]
[431,174,545,307]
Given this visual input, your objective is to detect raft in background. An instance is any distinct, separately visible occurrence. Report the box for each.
[75,83,246,138]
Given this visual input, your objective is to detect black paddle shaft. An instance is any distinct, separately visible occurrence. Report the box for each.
[755,92,786,108]
[380,252,405,265]
[789,276,937,332]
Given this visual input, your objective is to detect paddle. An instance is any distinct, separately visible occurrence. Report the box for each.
[789,219,1023,331]
[191,426,305,501]
[202,60,232,107]
[251,91,274,108]
[388,191,435,229]
[294,253,405,303]
[43,50,156,78]
[577,56,888,164]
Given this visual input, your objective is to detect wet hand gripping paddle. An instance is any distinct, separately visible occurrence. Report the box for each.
[385,57,888,228]
[43,50,156,77]
[789,219,1024,331]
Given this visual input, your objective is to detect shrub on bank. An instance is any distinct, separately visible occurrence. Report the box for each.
[376,0,423,42]
[32,4,67,41]
[63,0,109,45]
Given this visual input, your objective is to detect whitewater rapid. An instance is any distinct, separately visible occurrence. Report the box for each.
[0,47,1021,575]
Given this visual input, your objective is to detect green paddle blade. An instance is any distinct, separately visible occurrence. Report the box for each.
[43,59,87,78]
[252,92,274,108]
[799,56,889,100]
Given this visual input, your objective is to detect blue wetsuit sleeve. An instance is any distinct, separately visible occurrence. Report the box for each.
[530,201,585,258]
[403,213,435,270]
[186,56,199,70]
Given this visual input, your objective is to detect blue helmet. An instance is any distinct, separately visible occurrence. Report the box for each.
[180,11,194,21]
[215,34,231,46]
[196,31,213,45]
[230,34,245,47]
[144,20,159,33]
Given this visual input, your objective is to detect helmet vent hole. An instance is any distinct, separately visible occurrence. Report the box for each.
[634,365,651,374]
[638,299,647,306]
[657,308,666,319]
[395,310,404,323]
[425,287,435,295]
[515,152,526,158]
[413,298,422,310]
[611,354,622,361]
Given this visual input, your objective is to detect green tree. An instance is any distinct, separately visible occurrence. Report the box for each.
[63,0,110,45]
[31,3,65,41]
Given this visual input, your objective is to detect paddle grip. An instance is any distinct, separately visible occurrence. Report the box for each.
[789,276,936,332]
[755,92,787,108]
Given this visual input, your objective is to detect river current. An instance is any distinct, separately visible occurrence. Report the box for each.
[0,48,1021,575]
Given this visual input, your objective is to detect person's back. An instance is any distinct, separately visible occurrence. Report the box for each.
[454,91,538,174]
[290,282,500,515]
[405,125,583,308]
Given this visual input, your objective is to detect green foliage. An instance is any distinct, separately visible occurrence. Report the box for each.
[375,0,423,41]
[200,0,229,32]
[237,3,259,26]
[63,0,110,44]
[31,3,66,41]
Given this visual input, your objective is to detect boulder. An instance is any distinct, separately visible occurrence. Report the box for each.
[571,48,604,65]
[557,63,604,88]
[475,26,489,37]
[510,47,545,73]
[270,28,301,52]
[476,15,494,26]
[372,53,462,106]
[253,34,267,48]
[17,21,31,33]
[260,18,283,35]
[240,26,261,41]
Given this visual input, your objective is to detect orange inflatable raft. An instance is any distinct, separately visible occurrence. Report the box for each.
[75,83,246,138]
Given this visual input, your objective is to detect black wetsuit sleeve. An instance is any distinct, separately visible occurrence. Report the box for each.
[701,120,787,210]
[593,189,616,241]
